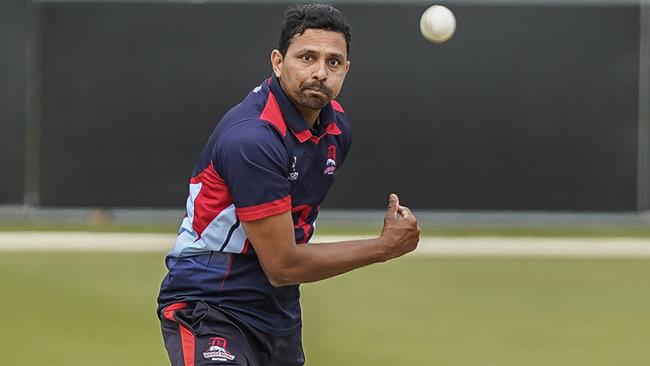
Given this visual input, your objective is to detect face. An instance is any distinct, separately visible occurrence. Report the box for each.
[271,28,350,114]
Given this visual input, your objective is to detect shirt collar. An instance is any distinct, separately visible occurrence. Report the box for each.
[268,75,340,143]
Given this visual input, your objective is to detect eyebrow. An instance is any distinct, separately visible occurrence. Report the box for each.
[295,48,345,59]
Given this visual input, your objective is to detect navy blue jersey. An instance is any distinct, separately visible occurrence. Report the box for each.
[157,75,352,335]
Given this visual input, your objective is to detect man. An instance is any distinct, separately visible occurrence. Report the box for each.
[157,3,420,366]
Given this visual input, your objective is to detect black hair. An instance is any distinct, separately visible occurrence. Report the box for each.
[278,3,351,57]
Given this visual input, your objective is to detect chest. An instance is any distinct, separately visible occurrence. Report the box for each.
[285,135,343,206]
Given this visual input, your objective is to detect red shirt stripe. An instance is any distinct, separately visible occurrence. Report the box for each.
[260,92,287,136]
[331,99,345,113]
[236,195,292,221]
[191,164,233,237]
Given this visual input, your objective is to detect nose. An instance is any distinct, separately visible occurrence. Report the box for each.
[312,60,328,81]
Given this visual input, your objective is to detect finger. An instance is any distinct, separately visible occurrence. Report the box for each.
[398,205,412,218]
[387,193,399,217]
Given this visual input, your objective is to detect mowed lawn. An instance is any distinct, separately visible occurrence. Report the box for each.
[1,252,649,366]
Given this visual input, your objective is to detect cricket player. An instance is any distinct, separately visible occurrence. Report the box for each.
[157,3,420,365]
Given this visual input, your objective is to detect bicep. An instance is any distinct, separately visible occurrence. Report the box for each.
[241,211,297,284]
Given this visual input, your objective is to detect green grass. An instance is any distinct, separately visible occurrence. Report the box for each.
[5,221,650,238]
[303,257,650,366]
[316,225,650,238]
[0,252,169,366]
[1,253,649,366]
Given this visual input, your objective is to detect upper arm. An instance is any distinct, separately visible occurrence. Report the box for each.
[216,122,297,283]
[241,211,298,286]
[216,122,291,221]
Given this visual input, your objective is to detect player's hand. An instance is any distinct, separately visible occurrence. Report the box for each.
[379,193,420,261]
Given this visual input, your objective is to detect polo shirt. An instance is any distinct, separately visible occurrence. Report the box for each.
[157,74,352,335]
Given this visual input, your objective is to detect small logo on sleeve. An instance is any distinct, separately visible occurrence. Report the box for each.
[324,145,337,175]
[203,337,235,362]
[289,156,299,181]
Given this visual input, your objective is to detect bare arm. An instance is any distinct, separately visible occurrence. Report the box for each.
[242,194,420,287]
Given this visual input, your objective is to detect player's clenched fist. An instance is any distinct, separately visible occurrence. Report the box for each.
[378,193,421,261]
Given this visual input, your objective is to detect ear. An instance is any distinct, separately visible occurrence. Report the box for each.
[271,50,283,78]
[344,60,351,75]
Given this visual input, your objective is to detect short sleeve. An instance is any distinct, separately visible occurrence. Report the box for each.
[215,121,291,222]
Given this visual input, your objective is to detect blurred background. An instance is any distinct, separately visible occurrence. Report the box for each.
[1,0,650,365]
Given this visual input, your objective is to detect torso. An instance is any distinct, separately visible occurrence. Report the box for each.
[157,76,352,335]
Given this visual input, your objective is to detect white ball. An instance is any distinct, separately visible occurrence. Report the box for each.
[420,5,456,44]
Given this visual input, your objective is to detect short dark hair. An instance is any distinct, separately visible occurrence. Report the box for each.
[278,3,351,57]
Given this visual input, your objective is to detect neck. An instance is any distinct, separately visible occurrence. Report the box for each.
[276,77,320,129]
[296,106,320,129]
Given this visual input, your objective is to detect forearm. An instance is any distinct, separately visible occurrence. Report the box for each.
[243,201,419,288]
[266,237,388,286]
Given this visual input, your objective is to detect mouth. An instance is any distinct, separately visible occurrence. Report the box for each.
[305,88,327,96]
[301,84,332,99]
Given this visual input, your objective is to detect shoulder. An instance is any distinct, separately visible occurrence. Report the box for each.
[213,118,291,192]
[219,117,283,143]
[215,118,288,164]
[216,83,287,140]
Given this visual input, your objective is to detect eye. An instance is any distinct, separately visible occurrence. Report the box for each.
[328,58,340,67]
[301,54,313,62]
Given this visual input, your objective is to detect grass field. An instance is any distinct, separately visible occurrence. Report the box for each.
[1,251,649,365]
[6,221,650,238]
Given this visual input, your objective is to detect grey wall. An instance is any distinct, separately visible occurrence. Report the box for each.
[638,3,650,210]
[0,0,27,204]
[329,5,640,211]
[12,2,645,210]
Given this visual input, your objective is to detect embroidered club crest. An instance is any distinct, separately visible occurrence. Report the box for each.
[324,145,337,175]
[203,337,235,362]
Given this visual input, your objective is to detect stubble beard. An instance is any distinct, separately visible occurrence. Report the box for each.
[297,81,333,110]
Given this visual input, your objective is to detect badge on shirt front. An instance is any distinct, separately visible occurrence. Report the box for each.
[324,145,337,175]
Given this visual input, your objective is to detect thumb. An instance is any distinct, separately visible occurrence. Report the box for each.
[387,193,399,217]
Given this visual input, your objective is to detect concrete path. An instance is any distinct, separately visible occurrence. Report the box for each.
[2,232,650,257]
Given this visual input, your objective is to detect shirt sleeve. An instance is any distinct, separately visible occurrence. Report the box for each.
[215,121,291,222]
